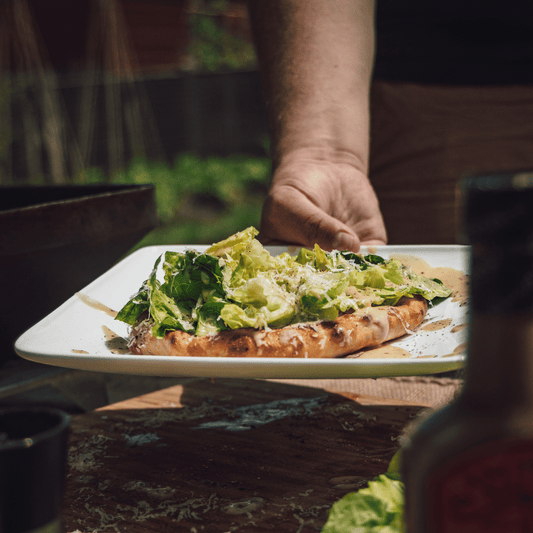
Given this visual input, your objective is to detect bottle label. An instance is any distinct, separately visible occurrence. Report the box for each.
[427,439,533,531]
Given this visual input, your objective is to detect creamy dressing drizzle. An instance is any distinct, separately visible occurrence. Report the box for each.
[451,323,468,334]
[389,254,469,306]
[102,326,130,354]
[358,307,390,343]
[345,254,468,360]
[349,345,411,359]
[422,318,453,332]
[253,330,267,347]
[76,293,118,317]
[454,343,467,355]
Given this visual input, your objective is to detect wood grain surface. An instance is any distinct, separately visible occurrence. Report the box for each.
[63,378,429,532]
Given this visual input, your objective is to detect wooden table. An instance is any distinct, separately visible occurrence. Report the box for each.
[63,376,460,532]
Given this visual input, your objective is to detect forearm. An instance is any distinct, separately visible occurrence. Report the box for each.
[248,0,375,172]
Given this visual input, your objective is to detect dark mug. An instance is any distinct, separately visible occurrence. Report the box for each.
[0,407,70,533]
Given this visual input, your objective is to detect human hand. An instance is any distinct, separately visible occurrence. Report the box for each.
[259,158,387,252]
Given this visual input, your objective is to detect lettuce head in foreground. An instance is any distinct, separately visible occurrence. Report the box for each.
[321,451,405,533]
[116,227,452,338]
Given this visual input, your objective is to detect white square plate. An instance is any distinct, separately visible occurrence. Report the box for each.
[15,245,469,379]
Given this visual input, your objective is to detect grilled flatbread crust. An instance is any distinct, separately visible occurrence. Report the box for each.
[129,296,428,359]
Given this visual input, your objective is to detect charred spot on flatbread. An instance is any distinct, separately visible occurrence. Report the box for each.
[225,331,255,357]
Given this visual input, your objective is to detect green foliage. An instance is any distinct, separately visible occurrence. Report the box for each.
[78,154,271,249]
[187,1,257,72]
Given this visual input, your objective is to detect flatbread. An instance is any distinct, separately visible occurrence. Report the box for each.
[128,296,427,359]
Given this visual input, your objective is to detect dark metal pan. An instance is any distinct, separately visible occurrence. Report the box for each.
[1,184,159,366]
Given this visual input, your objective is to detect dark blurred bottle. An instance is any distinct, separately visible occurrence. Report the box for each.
[402,172,533,532]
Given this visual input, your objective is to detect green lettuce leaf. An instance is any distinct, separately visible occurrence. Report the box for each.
[321,474,405,533]
[114,292,149,327]
[195,299,227,336]
[229,238,277,286]
[115,255,163,327]
[115,226,453,338]
[222,277,296,329]
[205,226,258,261]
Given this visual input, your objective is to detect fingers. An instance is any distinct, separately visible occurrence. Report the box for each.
[258,160,388,251]
[332,231,361,252]
[259,188,362,251]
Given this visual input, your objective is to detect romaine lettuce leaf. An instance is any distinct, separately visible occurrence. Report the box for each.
[321,474,405,533]
[115,256,161,327]
[222,277,296,328]
[195,300,227,336]
[321,450,405,533]
[114,291,149,327]
[205,226,259,261]
[230,239,277,286]
[116,226,453,337]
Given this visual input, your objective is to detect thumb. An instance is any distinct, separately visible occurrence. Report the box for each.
[306,211,361,252]
[332,229,361,252]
